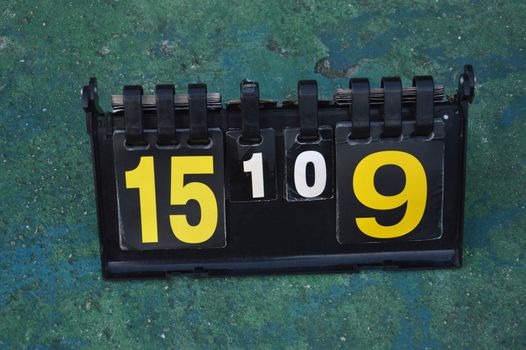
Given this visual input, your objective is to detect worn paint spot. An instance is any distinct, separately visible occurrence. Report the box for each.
[0,36,7,49]
[315,57,358,78]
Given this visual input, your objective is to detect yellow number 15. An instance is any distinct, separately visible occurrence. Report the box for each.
[353,151,427,239]
[125,156,218,244]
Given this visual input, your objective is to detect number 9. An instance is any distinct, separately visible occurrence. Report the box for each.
[352,150,427,239]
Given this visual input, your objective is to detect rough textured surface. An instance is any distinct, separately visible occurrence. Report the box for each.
[1,1,525,348]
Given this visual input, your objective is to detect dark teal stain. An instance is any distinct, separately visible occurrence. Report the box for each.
[0,224,100,307]
[320,18,409,71]
[501,98,526,127]
[464,206,525,268]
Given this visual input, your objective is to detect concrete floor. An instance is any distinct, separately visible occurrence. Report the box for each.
[0,1,525,348]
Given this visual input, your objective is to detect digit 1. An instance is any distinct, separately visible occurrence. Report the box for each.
[294,150,327,198]
[243,152,265,198]
[125,156,158,243]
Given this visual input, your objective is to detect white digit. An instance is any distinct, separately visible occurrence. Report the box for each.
[294,151,327,198]
[243,152,265,198]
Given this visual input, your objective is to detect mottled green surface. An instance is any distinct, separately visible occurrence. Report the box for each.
[1,1,525,348]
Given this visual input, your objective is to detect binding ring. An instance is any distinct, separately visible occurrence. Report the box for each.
[240,80,262,144]
[381,77,402,138]
[413,76,434,136]
[155,84,177,145]
[350,78,370,139]
[297,80,319,142]
[188,83,209,145]
[123,85,146,146]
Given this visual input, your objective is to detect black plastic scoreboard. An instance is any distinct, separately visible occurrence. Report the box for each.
[83,65,475,279]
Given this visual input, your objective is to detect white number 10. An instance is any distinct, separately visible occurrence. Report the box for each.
[243,152,265,198]
[243,150,327,200]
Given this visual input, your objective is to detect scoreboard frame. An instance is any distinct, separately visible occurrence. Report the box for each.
[83,65,475,279]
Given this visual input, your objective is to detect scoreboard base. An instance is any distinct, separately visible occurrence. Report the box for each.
[106,250,459,278]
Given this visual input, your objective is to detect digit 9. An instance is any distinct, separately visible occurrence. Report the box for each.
[352,150,427,239]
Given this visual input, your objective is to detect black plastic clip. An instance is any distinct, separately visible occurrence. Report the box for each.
[155,84,177,145]
[82,78,103,134]
[82,78,103,114]
[188,83,209,144]
[240,80,261,144]
[458,64,475,104]
[298,80,319,142]
[123,85,146,146]
[381,77,402,138]
[350,78,370,139]
[413,76,434,136]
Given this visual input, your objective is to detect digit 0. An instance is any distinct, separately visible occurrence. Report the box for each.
[294,150,327,198]
[353,150,427,239]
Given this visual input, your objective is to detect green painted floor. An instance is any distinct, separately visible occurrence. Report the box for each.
[1,1,525,348]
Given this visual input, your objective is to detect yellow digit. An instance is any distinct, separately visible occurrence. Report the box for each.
[353,151,427,239]
[125,156,158,243]
[170,156,218,244]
